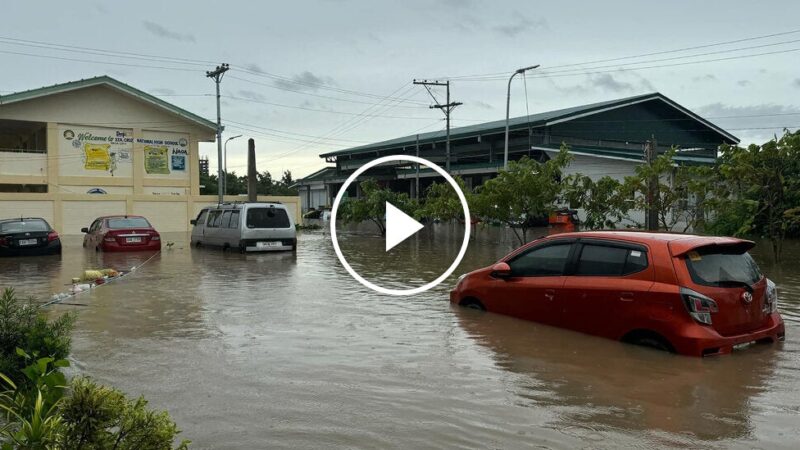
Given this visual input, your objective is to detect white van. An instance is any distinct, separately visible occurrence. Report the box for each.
[190,202,297,252]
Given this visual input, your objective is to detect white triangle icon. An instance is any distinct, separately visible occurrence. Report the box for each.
[385,201,424,252]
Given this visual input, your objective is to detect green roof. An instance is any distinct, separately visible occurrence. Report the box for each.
[320,92,738,158]
[0,75,216,132]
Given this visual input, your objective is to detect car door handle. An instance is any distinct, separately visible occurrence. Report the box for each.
[620,292,634,302]
[544,289,555,301]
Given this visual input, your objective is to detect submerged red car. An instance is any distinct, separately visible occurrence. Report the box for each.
[450,231,785,357]
[82,215,161,252]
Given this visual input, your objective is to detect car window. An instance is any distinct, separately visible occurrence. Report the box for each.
[207,210,222,228]
[228,211,240,229]
[107,217,151,229]
[221,211,233,228]
[508,243,572,277]
[195,210,208,226]
[575,244,648,276]
[89,220,101,232]
[246,207,290,229]
[685,248,762,286]
[0,219,49,233]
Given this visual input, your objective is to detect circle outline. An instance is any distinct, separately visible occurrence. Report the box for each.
[330,155,471,296]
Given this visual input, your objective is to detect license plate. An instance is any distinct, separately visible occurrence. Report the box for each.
[256,241,281,249]
[733,341,755,351]
[126,237,142,243]
[18,238,37,246]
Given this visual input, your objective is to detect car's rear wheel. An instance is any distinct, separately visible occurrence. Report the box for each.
[460,298,485,311]
[622,330,675,353]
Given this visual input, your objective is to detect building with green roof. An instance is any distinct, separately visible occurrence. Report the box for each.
[296,92,738,213]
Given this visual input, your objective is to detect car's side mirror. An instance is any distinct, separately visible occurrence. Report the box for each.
[190,219,197,225]
[491,262,512,279]
[80,227,89,233]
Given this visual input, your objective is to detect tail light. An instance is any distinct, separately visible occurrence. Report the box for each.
[764,279,778,313]
[681,287,718,325]
[104,232,116,242]
[151,232,160,241]
[0,237,6,246]
[47,231,59,242]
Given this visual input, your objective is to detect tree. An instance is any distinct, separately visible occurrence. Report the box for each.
[473,145,572,246]
[564,174,632,230]
[417,176,471,222]
[339,179,418,236]
[281,170,293,187]
[709,130,800,261]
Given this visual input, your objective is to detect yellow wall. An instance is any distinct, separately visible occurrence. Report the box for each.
[0,193,302,235]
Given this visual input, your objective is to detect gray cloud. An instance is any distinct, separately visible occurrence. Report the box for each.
[692,74,717,82]
[737,80,751,87]
[695,102,800,144]
[237,90,267,102]
[472,100,494,110]
[244,63,265,75]
[150,88,176,96]
[493,12,547,37]
[142,21,196,43]
[274,71,336,92]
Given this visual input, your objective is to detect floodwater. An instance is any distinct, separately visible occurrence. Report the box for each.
[1,226,799,449]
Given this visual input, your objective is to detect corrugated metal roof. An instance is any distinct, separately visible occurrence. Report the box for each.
[0,75,217,131]
[319,92,738,158]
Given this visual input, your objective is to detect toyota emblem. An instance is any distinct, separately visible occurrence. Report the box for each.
[742,291,753,304]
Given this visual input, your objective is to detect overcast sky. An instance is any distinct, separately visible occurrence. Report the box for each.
[3,0,800,178]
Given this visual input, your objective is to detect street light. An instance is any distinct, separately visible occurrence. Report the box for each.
[503,64,539,170]
[223,134,242,196]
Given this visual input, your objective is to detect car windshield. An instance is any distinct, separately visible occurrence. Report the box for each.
[107,217,151,229]
[246,208,290,229]
[685,248,762,287]
[0,219,49,233]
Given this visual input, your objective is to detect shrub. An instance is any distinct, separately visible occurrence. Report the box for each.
[0,288,75,386]
[60,377,189,450]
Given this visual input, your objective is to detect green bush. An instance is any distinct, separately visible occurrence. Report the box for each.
[0,288,74,386]
[60,377,189,450]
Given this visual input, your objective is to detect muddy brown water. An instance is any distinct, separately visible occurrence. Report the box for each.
[1,226,799,449]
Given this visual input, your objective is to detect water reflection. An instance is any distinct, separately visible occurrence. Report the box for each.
[453,306,781,445]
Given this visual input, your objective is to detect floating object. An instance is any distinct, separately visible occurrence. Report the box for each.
[100,268,119,277]
[81,270,104,281]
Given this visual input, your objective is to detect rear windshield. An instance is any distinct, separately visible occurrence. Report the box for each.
[685,248,762,287]
[107,217,151,229]
[0,219,49,233]
[246,208,290,229]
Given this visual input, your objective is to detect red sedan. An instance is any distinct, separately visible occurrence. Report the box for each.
[82,215,161,252]
[450,231,785,357]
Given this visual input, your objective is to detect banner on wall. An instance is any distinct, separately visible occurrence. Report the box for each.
[83,144,112,171]
[144,146,170,174]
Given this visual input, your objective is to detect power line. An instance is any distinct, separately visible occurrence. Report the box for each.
[222,94,436,120]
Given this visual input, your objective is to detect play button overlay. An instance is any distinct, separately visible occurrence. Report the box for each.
[330,155,471,296]
[385,202,424,252]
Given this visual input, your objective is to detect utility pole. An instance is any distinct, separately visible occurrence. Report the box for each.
[206,63,230,204]
[645,136,659,231]
[413,79,461,171]
[415,134,420,200]
[504,64,539,170]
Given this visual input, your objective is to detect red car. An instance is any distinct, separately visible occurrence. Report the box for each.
[82,215,161,252]
[450,231,785,357]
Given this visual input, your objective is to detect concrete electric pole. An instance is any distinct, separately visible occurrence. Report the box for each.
[206,63,230,204]
[645,137,659,231]
[413,79,461,172]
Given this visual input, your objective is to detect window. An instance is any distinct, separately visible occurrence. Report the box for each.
[0,219,49,233]
[221,211,233,228]
[575,244,648,276]
[207,210,222,228]
[685,248,762,287]
[90,220,101,232]
[107,217,151,229]
[228,211,240,229]
[508,244,571,277]
[195,210,208,226]
[246,208,290,229]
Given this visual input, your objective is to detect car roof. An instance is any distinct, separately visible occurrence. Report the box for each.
[543,231,753,255]
[0,217,49,223]
[98,215,147,219]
